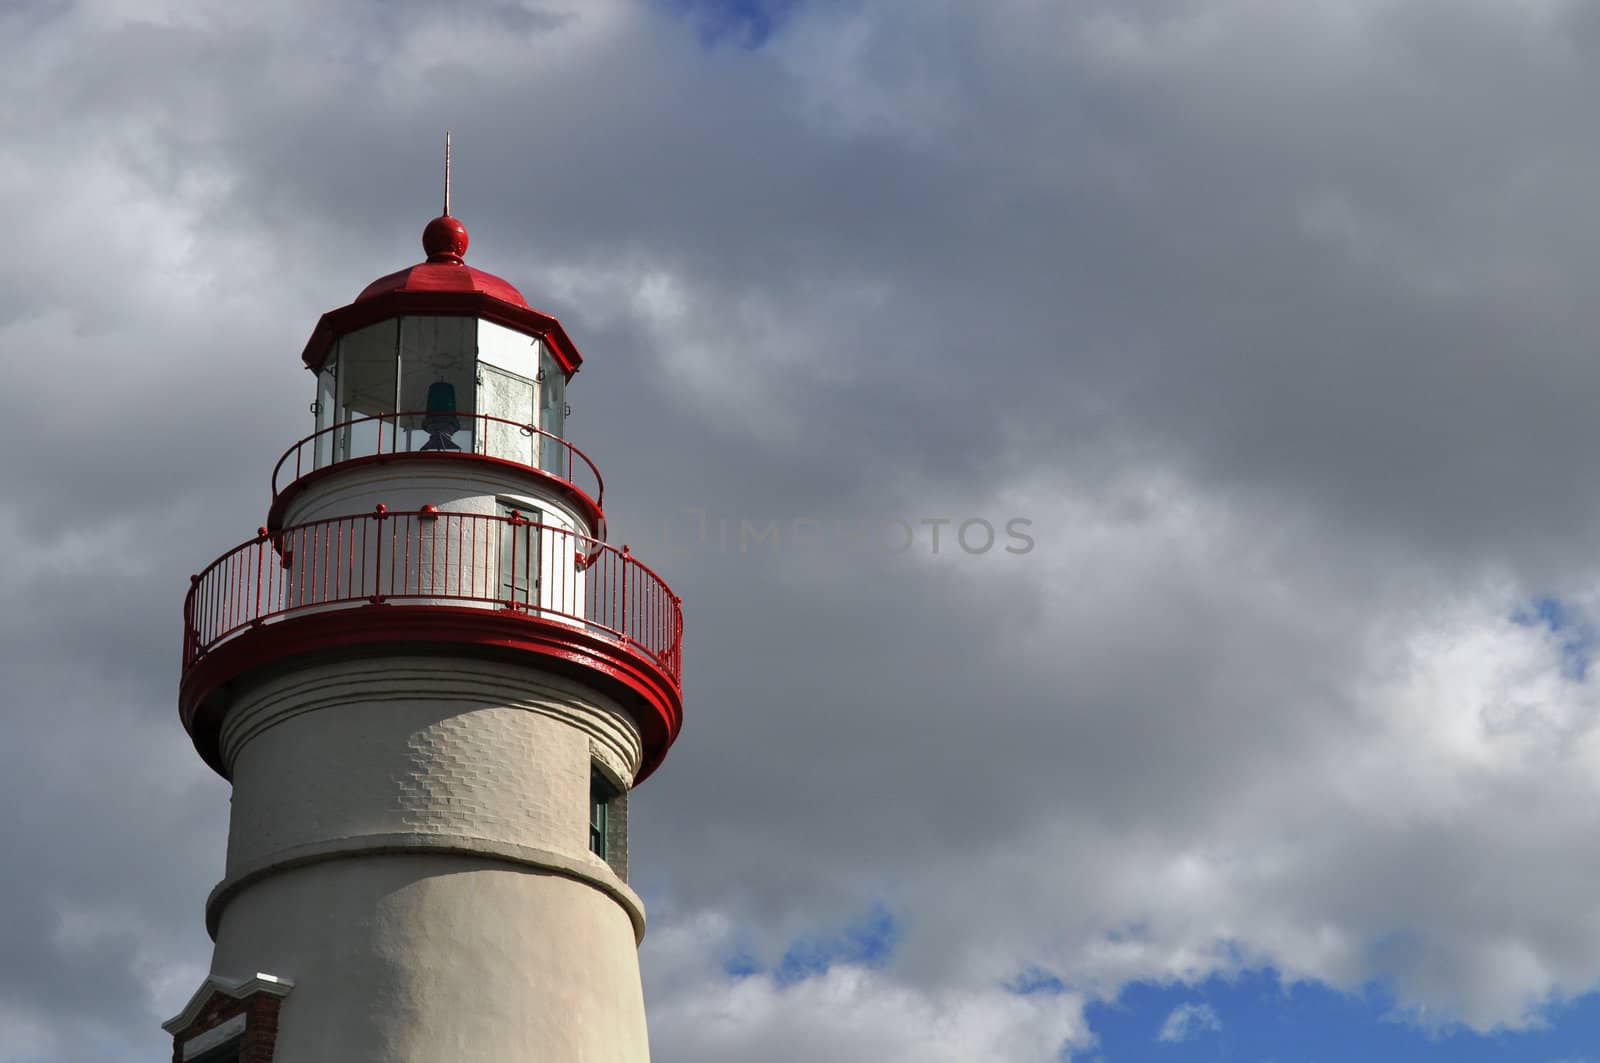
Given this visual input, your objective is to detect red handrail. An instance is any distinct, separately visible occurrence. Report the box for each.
[271,411,605,508]
[182,507,681,687]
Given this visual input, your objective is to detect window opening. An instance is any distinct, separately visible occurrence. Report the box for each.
[498,501,540,607]
[590,770,614,858]
[589,766,628,878]
[190,1038,242,1063]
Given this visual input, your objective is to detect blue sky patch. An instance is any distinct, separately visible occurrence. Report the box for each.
[774,904,899,985]
[716,904,901,985]
[1511,595,1596,680]
[721,949,764,979]
[657,0,805,49]
[1082,968,1600,1062]
[1007,966,1068,997]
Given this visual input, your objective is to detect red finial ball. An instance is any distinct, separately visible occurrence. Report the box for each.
[422,215,469,263]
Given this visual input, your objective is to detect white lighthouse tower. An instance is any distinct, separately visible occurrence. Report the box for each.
[162,196,683,1061]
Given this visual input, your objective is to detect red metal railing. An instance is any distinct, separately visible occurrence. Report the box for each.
[271,411,604,507]
[182,507,680,687]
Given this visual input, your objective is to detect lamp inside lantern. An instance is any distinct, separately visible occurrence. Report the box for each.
[420,381,461,451]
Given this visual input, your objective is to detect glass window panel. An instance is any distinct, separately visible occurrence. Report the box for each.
[314,355,337,468]
[481,365,535,466]
[397,316,476,454]
[478,320,538,380]
[191,1038,243,1063]
[538,347,567,477]
[336,319,399,460]
[590,774,609,858]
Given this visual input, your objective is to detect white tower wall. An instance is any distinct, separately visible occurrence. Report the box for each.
[281,460,594,534]
[211,861,648,1060]
[206,654,649,1061]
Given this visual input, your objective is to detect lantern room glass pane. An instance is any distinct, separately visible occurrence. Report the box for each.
[397,316,476,454]
[481,366,535,465]
[478,321,538,466]
[539,347,566,477]
[478,320,538,381]
[335,319,399,460]
[314,355,337,468]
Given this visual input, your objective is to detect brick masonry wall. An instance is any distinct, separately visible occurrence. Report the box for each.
[170,990,282,1063]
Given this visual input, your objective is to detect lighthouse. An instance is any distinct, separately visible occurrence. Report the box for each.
[162,201,683,1061]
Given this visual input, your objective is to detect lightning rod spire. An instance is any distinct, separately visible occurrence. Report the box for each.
[444,131,452,217]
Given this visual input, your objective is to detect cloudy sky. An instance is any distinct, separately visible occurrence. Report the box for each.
[15,0,1600,1059]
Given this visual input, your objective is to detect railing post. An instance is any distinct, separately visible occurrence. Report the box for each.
[185,573,201,665]
[372,503,387,603]
[510,510,520,608]
[251,526,268,626]
[620,544,630,643]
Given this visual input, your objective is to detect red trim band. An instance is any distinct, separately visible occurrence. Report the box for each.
[179,606,681,784]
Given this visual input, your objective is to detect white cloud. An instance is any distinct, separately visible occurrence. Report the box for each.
[1156,1002,1221,1044]
[643,910,1091,1063]
[538,256,883,441]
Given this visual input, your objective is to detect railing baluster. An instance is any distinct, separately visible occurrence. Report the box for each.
[356,514,365,602]
[373,504,386,603]
[620,547,630,643]
[403,513,414,600]
[437,512,447,597]
[253,532,265,624]
[221,555,231,635]
[232,552,244,633]
[266,537,278,621]
[394,512,404,598]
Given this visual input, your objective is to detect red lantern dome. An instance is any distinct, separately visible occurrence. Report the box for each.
[299,215,583,376]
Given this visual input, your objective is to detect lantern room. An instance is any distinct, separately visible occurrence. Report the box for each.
[306,313,568,474]
[282,214,598,525]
